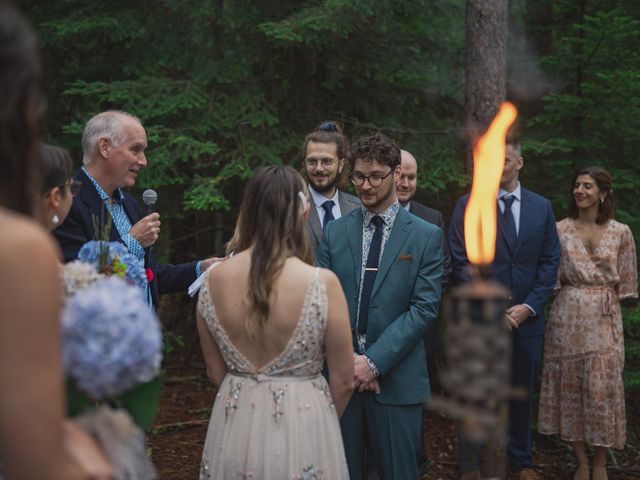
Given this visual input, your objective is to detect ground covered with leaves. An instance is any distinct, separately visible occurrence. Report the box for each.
[148,340,640,480]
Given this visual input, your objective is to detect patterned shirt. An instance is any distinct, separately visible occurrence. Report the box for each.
[81,167,150,303]
[356,200,400,373]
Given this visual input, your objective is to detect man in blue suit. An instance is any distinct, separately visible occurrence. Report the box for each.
[448,139,560,480]
[317,133,443,479]
[54,110,216,307]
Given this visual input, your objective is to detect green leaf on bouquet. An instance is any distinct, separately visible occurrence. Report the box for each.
[66,378,95,417]
[113,374,164,431]
[66,374,163,431]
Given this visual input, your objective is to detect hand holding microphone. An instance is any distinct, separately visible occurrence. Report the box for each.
[129,189,160,248]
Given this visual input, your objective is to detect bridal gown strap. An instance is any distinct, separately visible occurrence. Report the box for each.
[197,266,349,480]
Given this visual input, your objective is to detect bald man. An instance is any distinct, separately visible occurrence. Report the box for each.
[397,150,450,290]
[397,149,450,475]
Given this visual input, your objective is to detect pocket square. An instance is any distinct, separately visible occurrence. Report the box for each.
[397,254,412,261]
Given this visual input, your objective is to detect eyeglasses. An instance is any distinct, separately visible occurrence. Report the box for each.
[305,158,336,168]
[60,179,82,196]
[349,169,394,187]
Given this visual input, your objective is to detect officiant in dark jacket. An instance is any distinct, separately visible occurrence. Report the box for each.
[54,110,216,307]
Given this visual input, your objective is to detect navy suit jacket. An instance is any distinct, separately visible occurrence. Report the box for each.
[448,188,560,337]
[317,206,443,404]
[53,169,198,307]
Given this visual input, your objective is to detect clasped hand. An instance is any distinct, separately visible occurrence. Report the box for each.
[353,355,380,394]
[505,304,532,330]
[129,213,160,248]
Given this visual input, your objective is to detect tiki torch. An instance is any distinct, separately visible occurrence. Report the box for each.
[431,102,518,480]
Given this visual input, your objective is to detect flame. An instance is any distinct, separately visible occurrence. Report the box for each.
[464,102,518,265]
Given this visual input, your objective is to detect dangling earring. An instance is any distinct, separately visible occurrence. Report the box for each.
[52,214,60,225]
[600,197,604,204]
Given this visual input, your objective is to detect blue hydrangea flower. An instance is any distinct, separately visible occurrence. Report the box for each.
[61,276,163,399]
[119,252,147,292]
[77,240,128,264]
[76,241,146,294]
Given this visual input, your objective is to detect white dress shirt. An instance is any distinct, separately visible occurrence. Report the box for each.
[498,182,521,235]
[309,185,341,227]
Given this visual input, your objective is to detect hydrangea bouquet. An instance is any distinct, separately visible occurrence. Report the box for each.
[61,240,163,430]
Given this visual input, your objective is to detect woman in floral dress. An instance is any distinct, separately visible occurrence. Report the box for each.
[538,167,637,480]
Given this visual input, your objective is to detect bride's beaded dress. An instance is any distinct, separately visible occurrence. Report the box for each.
[197,268,349,480]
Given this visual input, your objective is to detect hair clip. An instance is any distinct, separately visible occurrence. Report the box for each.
[297,191,309,213]
[318,122,337,132]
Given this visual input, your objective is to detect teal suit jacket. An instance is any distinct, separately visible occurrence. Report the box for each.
[317,206,443,405]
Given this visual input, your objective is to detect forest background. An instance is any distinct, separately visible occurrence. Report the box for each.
[18,0,640,394]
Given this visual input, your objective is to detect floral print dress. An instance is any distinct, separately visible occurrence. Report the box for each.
[197,267,349,479]
[538,218,637,448]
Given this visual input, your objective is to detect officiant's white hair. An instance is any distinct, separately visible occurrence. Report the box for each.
[82,110,142,165]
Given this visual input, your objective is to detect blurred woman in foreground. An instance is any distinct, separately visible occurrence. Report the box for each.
[0,4,111,479]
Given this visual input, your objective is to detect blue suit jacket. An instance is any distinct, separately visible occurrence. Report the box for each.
[448,188,560,337]
[53,169,198,307]
[317,206,443,404]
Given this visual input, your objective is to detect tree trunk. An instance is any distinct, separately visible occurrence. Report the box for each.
[464,0,508,173]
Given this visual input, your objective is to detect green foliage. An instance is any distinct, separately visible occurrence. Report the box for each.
[623,307,640,339]
[162,331,185,356]
[623,369,640,392]
[19,0,640,272]
[22,0,467,219]
[523,5,640,236]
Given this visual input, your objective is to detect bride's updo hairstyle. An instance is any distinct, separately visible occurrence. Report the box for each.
[232,165,312,338]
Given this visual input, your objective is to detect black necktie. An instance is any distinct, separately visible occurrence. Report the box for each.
[502,195,517,249]
[358,215,383,335]
[321,200,335,229]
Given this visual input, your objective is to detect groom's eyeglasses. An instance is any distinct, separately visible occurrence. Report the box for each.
[349,169,394,187]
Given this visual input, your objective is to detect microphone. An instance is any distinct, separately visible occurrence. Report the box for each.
[142,189,158,215]
[142,189,158,270]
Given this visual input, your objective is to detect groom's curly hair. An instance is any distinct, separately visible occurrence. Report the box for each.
[348,133,401,169]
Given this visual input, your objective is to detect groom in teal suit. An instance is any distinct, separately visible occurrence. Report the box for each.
[317,133,443,479]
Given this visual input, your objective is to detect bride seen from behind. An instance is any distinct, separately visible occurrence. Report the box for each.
[196,165,353,479]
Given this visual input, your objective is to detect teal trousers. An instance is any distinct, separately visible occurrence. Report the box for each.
[340,391,422,480]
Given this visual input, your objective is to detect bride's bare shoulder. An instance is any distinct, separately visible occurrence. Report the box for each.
[0,213,59,265]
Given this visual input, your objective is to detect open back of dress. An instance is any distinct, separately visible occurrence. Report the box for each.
[197,267,349,479]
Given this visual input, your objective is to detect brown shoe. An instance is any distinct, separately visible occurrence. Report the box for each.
[459,471,484,480]
[508,468,541,480]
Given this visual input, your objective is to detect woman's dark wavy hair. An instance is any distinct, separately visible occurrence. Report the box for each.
[228,165,312,339]
[41,144,74,194]
[568,166,614,225]
[0,3,42,215]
